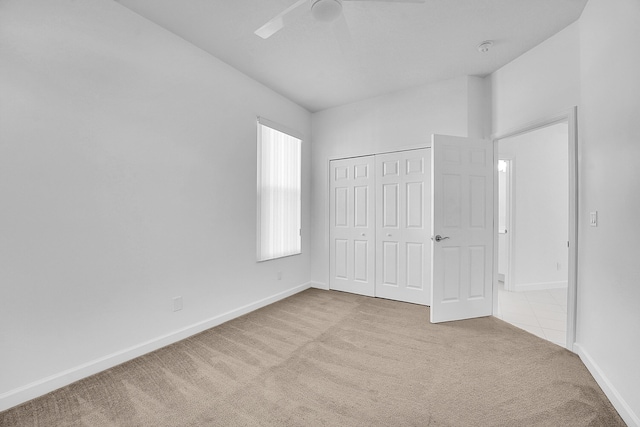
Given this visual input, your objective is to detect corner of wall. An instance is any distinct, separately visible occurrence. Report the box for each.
[574,343,640,427]
[575,0,640,422]
[309,282,329,290]
[467,75,492,139]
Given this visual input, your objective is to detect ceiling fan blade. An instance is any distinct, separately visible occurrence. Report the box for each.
[255,17,284,39]
[254,0,309,39]
[343,0,425,3]
[332,14,352,53]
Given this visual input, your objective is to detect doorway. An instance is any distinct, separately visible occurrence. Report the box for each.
[493,108,578,350]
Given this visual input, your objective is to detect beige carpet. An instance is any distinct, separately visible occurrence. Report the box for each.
[0,289,625,426]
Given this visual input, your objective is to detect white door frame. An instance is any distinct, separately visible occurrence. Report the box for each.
[497,156,515,291]
[491,106,578,352]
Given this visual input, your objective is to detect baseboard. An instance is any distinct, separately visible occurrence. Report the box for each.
[514,281,567,292]
[0,282,312,413]
[574,343,640,427]
[310,281,329,290]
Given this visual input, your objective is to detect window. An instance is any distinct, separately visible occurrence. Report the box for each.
[257,118,302,261]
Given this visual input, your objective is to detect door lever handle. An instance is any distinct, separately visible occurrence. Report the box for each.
[433,235,450,242]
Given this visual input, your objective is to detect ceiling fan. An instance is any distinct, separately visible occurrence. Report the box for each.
[254,0,426,40]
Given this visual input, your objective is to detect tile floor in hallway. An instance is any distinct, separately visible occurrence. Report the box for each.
[495,285,568,347]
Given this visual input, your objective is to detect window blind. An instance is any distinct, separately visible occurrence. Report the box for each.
[257,119,302,261]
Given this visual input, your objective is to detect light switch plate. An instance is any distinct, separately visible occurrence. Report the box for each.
[590,211,598,227]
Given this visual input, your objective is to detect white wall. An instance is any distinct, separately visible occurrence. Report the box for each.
[309,76,487,287]
[0,0,311,409]
[491,3,640,424]
[499,123,569,291]
[576,0,640,423]
[491,22,581,136]
[5,0,638,421]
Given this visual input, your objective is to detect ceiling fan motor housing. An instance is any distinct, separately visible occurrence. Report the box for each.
[311,0,343,22]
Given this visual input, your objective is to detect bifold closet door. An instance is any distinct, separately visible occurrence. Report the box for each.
[375,149,431,305]
[329,156,375,297]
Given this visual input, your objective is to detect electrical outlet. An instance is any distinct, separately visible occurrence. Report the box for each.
[173,296,183,312]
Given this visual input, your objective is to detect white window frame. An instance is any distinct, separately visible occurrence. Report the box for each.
[256,117,302,262]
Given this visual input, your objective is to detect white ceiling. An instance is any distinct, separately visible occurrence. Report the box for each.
[114,0,587,112]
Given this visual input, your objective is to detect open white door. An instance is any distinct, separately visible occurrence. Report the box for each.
[430,135,494,323]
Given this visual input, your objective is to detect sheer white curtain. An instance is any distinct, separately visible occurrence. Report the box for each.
[257,119,301,261]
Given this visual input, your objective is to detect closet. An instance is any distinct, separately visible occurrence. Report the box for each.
[329,135,495,323]
[329,148,431,305]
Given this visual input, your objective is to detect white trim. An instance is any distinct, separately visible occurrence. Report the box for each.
[566,107,579,354]
[256,116,303,141]
[575,343,640,427]
[492,136,500,316]
[491,108,573,141]
[491,107,578,353]
[0,282,312,412]
[310,281,329,290]
[513,281,568,292]
[497,156,515,291]
[324,157,332,290]
[327,144,431,163]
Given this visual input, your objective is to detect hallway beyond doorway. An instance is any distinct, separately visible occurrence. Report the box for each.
[496,283,567,347]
